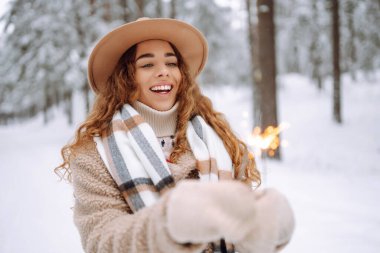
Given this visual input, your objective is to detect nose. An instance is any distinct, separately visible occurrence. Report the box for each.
[156,64,169,77]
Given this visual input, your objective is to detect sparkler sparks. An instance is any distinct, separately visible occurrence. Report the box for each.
[248,122,290,157]
[247,122,290,187]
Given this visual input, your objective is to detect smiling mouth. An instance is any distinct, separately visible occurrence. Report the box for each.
[150,85,173,94]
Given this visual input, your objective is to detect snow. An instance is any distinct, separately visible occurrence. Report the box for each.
[0,73,379,253]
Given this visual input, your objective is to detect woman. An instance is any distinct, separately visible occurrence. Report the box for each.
[56,18,294,253]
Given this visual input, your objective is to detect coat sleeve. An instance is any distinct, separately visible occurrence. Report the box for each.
[71,142,205,253]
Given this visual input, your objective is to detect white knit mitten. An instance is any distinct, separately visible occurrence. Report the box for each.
[235,188,295,253]
[166,180,258,244]
[165,181,295,253]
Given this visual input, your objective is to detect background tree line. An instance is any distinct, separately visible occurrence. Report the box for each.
[0,0,378,127]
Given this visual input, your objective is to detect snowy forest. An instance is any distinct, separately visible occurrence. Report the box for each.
[0,0,379,126]
[0,1,380,253]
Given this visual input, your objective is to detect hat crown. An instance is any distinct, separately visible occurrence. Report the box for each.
[136,17,151,21]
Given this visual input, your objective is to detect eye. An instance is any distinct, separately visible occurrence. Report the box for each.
[166,62,178,67]
[141,63,153,68]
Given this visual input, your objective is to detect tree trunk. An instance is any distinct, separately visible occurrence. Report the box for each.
[83,82,90,113]
[74,3,90,113]
[310,0,323,90]
[332,0,342,123]
[64,90,73,125]
[89,0,95,14]
[119,0,130,22]
[156,0,163,17]
[345,0,357,81]
[43,84,52,125]
[170,0,176,19]
[257,0,280,158]
[245,0,261,127]
[103,1,112,21]
[136,0,145,18]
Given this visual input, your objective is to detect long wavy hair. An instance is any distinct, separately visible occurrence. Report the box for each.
[55,42,260,185]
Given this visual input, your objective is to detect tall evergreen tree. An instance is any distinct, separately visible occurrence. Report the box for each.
[0,0,108,124]
[170,0,176,18]
[0,0,74,123]
[342,0,357,80]
[177,0,248,85]
[309,0,323,89]
[332,0,342,123]
[245,0,261,126]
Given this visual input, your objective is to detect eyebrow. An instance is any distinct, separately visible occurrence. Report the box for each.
[135,52,177,62]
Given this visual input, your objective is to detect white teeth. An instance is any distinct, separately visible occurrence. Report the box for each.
[150,85,172,91]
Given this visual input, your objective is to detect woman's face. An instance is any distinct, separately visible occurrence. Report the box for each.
[134,40,182,111]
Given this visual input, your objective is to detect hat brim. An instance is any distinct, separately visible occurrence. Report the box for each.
[88,18,208,94]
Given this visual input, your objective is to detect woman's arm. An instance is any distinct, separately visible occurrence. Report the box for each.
[71,142,205,253]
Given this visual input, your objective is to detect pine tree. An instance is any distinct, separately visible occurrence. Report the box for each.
[176,0,248,85]
[332,0,342,123]
[245,0,261,126]
[0,0,75,123]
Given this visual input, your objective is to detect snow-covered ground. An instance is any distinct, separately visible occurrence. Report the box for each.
[0,74,379,253]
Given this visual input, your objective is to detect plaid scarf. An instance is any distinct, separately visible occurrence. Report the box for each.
[94,103,233,213]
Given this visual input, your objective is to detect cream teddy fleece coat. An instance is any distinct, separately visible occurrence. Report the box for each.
[72,140,208,253]
[71,140,294,253]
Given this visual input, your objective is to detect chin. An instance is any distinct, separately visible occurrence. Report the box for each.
[155,105,172,111]
[154,102,175,111]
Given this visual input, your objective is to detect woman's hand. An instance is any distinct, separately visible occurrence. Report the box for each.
[235,188,295,253]
[166,180,257,243]
[165,180,295,252]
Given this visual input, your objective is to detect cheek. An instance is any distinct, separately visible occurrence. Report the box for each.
[135,69,143,80]
[175,70,182,85]
[135,80,143,95]
[137,84,149,99]
[134,80,147,100]
[135,72,149,90]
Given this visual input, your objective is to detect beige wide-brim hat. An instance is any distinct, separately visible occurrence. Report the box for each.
[88,17,208,94]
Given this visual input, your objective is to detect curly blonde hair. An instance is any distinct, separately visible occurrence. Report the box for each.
[55,43,260,185]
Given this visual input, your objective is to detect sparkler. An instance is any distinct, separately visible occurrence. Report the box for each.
[247,122,290,186]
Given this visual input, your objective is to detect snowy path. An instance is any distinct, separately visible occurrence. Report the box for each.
[1,74,379,253]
